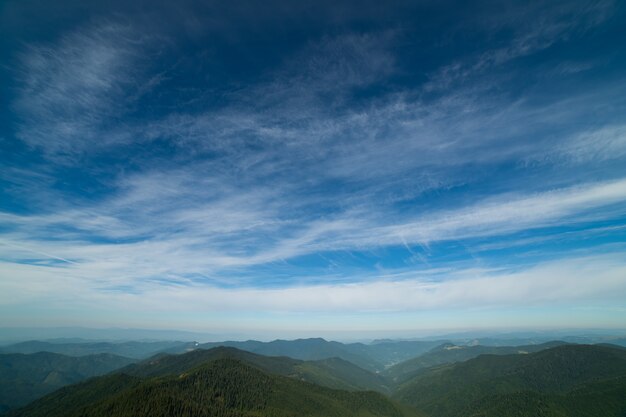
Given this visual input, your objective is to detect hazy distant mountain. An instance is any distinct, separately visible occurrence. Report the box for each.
[8,348,419,417]
[429,331,626,348]
[0,327,214,345]
[199,338,378,369]
[200,338,446,371]
[0,340,195,359]
[562,336,626,347]
[385,340,567,382]
[0,352,134,412]
[393,344,626,417]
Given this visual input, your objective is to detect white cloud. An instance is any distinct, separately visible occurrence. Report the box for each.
[14,21,150,157]
[557,125,626,164]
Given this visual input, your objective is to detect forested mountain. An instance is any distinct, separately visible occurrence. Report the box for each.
[385,341,566,382]
[0,340,195,359]
[8,355,420,417]
[0,345,390,413]
[459,376,626,417]
[123,346,389,393]
[393,344,626,417]
[0,352,134,412]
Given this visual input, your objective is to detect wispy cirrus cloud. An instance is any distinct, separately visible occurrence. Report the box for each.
[1,176,625,290]
[13,21,154,158]
[426,0,616,91]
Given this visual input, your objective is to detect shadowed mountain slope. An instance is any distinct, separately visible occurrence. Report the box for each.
[393,344,626,417]
[0,352,134,412]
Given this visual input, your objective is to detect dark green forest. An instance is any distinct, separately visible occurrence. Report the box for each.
[0,351,135,411]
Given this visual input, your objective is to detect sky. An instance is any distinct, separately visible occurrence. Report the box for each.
[1,0,625,338]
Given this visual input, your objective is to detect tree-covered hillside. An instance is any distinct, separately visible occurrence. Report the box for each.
[393,344,626,417]
[385,341,566,383]
[0,352,134,412]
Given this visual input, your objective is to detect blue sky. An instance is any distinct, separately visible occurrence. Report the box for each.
[1,0,625,337]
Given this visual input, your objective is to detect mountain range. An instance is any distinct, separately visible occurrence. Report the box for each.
[0,340,196,359]
[2,338,626,416]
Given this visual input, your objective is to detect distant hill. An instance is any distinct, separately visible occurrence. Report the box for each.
[199,338,380,370]
[0,340,195,359]
[199,338,445,371]
[8,349,420,417]
[385,341,566,382]
[0,352,134,412]
[0,337,461,372]
[393,344,626,417]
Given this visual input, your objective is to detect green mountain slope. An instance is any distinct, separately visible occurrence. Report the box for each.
[296,357,390,393]
[386,341,566,383]
[393,344,626,417]
[9,358,420,417]
[0,352,135,412]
